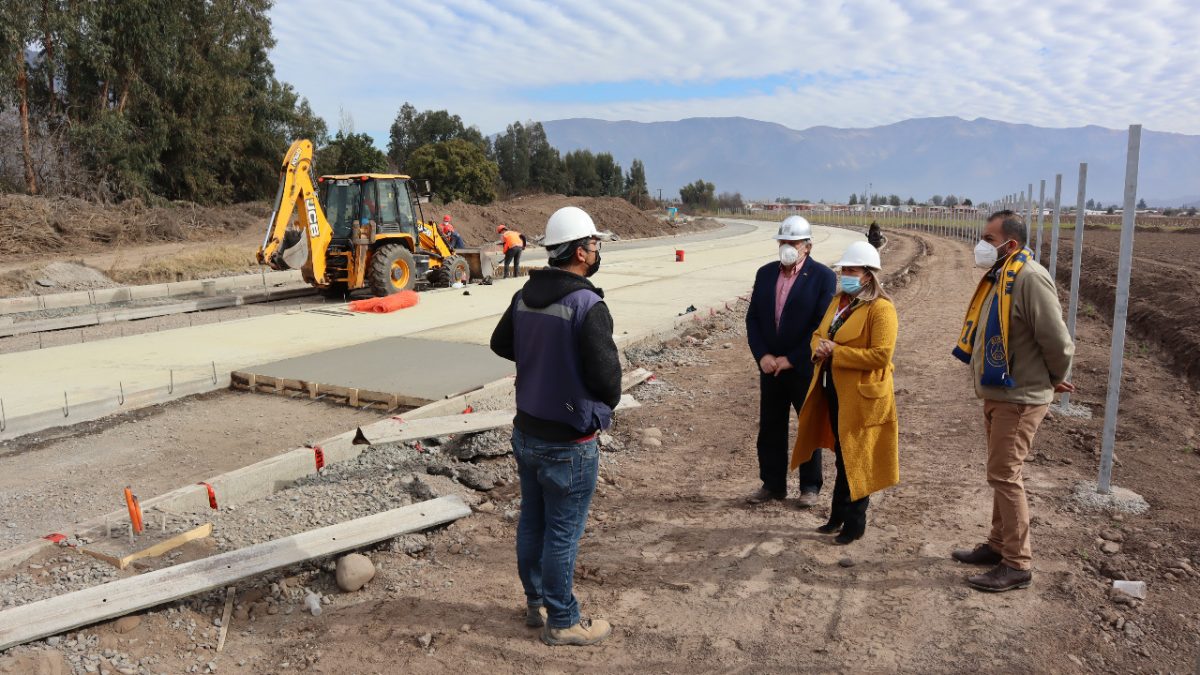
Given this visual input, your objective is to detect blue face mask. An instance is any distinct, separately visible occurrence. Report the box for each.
[840,275,863,294]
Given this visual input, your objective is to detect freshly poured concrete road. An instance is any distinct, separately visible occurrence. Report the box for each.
[0,220,863,438]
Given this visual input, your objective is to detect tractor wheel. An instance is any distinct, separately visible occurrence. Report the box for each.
[436,255,471,287]
[369,243,417,296]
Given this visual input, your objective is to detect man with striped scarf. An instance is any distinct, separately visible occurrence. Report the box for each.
[951,210,1075,593]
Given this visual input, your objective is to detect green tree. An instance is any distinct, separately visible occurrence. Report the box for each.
[963,198,973,207]
[317,131,387,175]
[1085,198,1096,210]
[931,195,944,206]
[1137,197,1147,209]
[888,194,901,207]
[387,103,485,170]
[848,193,858,205]
[679,179,716,210]
[594,152,623,197]
[407,138,498,205]
[564,149,602,196]
[944,194,959,207]
[905,197,916,206]
[625,159,650,208]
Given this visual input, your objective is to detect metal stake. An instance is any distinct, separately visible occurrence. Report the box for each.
[1097,125,1142,494]
[1061,163,1088,411]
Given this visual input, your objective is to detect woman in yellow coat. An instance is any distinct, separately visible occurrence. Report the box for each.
[791,241,899,544]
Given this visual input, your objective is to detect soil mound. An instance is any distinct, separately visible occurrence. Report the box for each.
[427,195,701,247]
[0,194,266,257]
[33,262,116,292]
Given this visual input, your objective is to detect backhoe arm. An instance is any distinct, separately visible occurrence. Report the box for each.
[257,140,333,283]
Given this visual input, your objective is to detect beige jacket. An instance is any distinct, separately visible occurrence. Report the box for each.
[971,259,1074,405]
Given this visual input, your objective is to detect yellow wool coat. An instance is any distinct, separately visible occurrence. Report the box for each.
[790,295,900,501]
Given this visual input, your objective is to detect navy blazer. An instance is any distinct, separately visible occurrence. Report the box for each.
[746,258,837,380]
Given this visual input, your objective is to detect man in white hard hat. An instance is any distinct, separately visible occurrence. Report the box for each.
[490,206,618,646]
[951,210,1074,592]
[745,215,837,505]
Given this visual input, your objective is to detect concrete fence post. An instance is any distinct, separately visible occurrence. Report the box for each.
[1050,174,1063,279]
[1097,125,1142,494]
[1061,163,1087,412]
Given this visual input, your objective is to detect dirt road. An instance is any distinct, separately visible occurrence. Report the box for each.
[3,231,1199,673]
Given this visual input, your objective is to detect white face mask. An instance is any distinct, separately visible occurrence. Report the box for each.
[779,244,802,267]
[974,239,1013,268]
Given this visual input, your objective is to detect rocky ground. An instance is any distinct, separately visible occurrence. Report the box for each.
[2,230,1199,673]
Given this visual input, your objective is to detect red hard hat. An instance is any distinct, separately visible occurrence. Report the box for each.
[443,215,451,223]
[496,224,507,233]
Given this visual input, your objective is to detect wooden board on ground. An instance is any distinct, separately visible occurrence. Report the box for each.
[0,495,470,651]
[80,523,213,570]
[352,409,514,446]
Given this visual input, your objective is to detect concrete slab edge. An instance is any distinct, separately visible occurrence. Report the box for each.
[0,285,314,338]
[0,375,231,444]
[0,270,302,316]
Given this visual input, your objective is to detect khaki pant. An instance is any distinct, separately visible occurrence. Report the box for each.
[983,400,1049,571]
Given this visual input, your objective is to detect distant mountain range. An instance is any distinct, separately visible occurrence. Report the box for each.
[540,116,1200,207]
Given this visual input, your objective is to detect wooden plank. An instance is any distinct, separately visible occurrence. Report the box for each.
[0,496,470,650]
[80,523,214,570]
[351,409,514,446]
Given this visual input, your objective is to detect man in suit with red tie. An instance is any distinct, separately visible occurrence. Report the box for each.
[745,216,837,505]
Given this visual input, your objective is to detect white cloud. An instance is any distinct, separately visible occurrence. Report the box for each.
[269,0,1200,139]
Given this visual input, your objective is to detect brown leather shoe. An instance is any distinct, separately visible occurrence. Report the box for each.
[952,543,1003,566]
[967,563,1032,592]
[746,487,785,504]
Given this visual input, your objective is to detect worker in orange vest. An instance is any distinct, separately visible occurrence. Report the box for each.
[498,224,527,278]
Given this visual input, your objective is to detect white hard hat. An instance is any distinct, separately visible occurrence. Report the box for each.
[834,240,882,270]
[542,206,612,247]
[773,215,813,241]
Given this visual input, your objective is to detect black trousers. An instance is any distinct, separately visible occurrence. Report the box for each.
[822,367,869,529]
[757,370,823,496]
[504,246,523,278]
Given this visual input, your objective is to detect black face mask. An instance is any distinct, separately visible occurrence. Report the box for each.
[585,251,601,277]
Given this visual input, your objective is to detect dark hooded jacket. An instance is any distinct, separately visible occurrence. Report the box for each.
[490,267,622,441]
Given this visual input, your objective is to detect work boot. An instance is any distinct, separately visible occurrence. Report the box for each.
[541,618,612,646]
[525,605,548,628]
[967,563,1032,592]
[796,491,820,508]
[952,543,1003,566]
[746,487,785,504]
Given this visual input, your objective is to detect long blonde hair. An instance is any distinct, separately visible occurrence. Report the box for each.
[854,269,891,303]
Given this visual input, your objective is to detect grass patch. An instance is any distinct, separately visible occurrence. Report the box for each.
[105,245,260,285]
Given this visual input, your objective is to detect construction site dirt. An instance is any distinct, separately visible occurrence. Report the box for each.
[1045,228,1200,388]
[2,230,1199,672]
[0,193,716,298]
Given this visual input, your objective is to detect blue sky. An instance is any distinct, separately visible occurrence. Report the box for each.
[269,0,1200,143]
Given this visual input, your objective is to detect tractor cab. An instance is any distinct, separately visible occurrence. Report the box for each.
[317,174,424,241]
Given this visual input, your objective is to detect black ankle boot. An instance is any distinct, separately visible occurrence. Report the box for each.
[833,507,867,545]
[816,519,842,534]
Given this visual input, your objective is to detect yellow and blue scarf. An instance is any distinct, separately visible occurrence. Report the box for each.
[953,248,1031,388]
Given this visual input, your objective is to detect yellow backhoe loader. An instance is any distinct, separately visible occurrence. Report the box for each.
[257,139,483,296]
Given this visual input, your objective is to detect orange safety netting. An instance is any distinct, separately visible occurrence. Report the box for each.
[348,290,420,313]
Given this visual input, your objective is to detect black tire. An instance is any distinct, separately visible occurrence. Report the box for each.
[433,255,471,287]
[369,243,417,296]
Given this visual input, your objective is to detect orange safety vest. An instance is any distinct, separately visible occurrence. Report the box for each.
[502,230,524,252]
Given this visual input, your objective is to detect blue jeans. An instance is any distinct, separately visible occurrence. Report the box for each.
[512,427,599,629]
